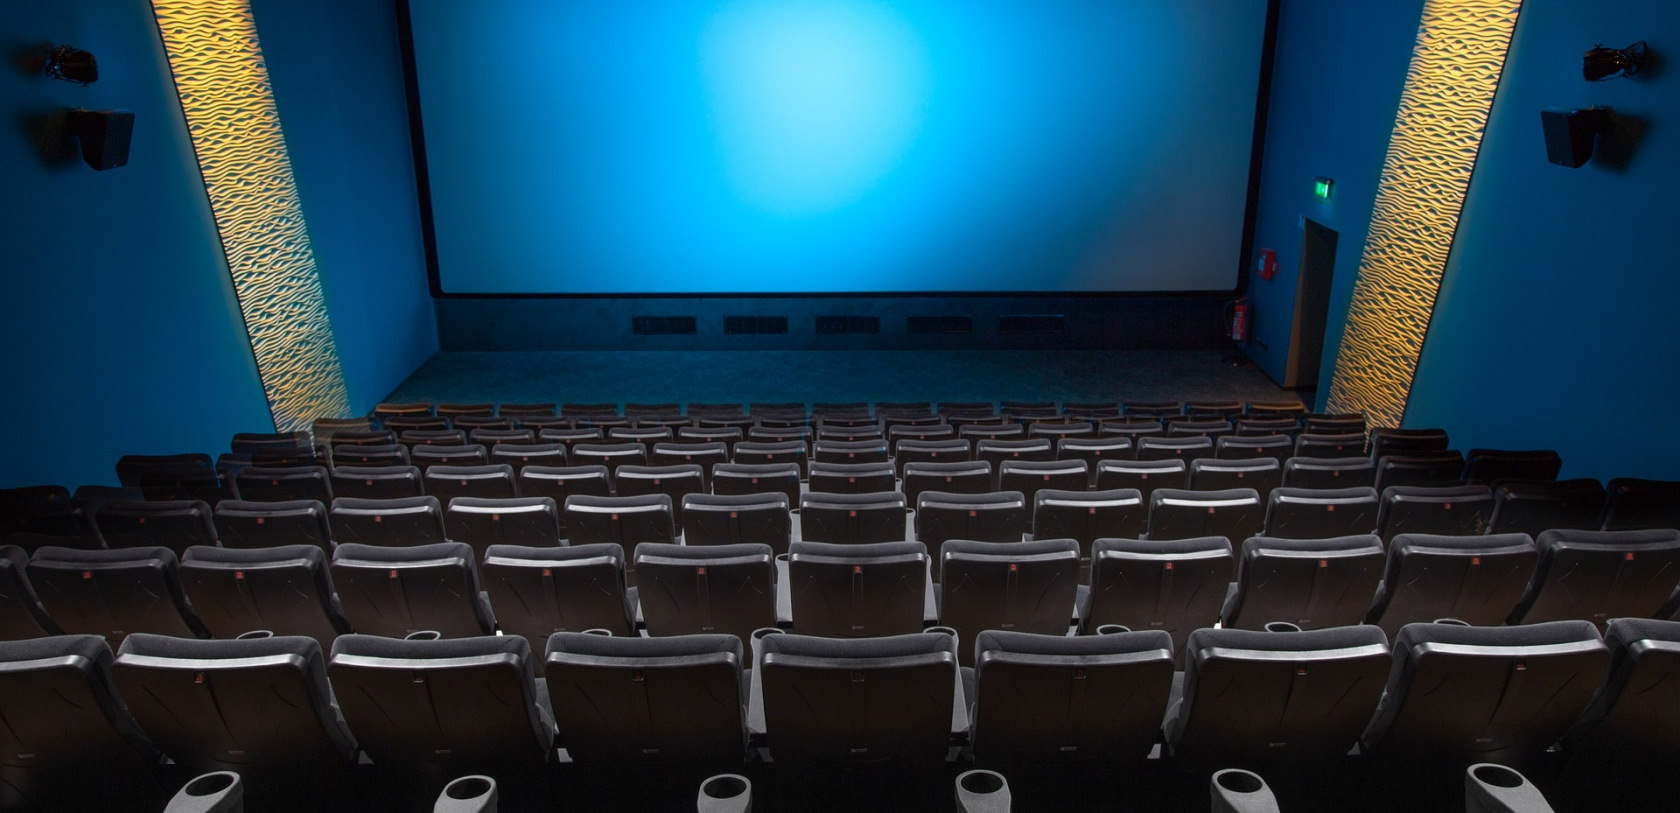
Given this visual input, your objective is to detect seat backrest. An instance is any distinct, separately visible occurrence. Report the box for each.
[1148,488,1264,542]
[116,453,225,503]
[180,544,347,643]
[808,461,897,496]
[1262,486,1379,539]
[800,491,907,545]
[28,545,206,643]
[1368,428,1450,460]
[422,463,518,505]
[1560,618,1680,774]
[481,543,633,646]
[915,491,1028,548]
[1093,458,1189,503]
[1214,434,1293,463]
[1488,478,1606,536]
[516,464,611,539]
[1083,537,1233,661]
[1293,432,1367,460]
[1189,457,1281,498]
[488,441,567,473]
[757,631,960,765]
[612,464,705,530]
[634,542,776,641]
[329,442,410,469]
[563,494,676,557]
[812,439,890,466]
[327,634,553,770]
[399,429,467,450]
[0,484,85,540]
[787,541,928,637]
[213,498,331,551]
[1509,528,1680,627]
[1030,488,1147,574]
[1462,449,1563,485]
[545,632,745,765]
[1375,484,1495,542]
[1135,435,1214,464]
[1222,534,1385,630]
[710,462,802,511]
[569,442,647,477]
[1281,455,1375,489]
[329,542,495,638]
[328,464,423,500]
[937,539,1079,666]
[1365,533,1538,636]
[0,635,162,809]
[1302,413,1366,435]
[894,439,974,476]
[443,496,562,558]
[975,439,1056,473]
[1600,478,1680,532]
[970,629,1173,766]
[731,440,808,477]
[1361,620,1609,770]
[1172,625,1390,769]
[997,459,1089,505]
[650,442,729,484]
[328,495,445,547]
[681,492,792,554]
[902,461,993,508]
[1373,451,1466,492]
[887,423,957,455]
[0,545,58,639]
[113,633,356,774]
[232,464,331,504]
[96,499,218,555]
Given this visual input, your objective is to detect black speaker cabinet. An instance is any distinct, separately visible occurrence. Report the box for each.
[66,109,135,171]
[1540,107,1608,168]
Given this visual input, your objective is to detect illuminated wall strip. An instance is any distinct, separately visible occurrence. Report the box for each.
[152,0,349,431]
[1325,0,1521,429]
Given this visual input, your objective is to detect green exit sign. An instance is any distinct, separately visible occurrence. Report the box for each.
[1314,176,1334,200]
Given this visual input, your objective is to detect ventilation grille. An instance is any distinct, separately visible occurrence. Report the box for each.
[815,315,881,335]
[632,316,697,335]
[724,316,788,335]
[907,316,973,335]
[998,314,1066,334]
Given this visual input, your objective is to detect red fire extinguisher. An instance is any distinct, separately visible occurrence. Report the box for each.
[1229,298,1251,342]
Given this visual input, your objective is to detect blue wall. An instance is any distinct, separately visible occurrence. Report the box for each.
[1243,0,1425,398]
[0,0,274,489]
[252,0,438,415]
[1407,1,1680,482]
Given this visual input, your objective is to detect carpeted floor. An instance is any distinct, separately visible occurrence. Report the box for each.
[384,349,1300,409]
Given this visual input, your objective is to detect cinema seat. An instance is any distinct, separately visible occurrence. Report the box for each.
[958,422,1025,444]
[488,441,567,473]
[1080,536,1233,663]
[730,440,808,477]
[468,428,535,447]
[1093,458,1189,504]
[96,499,218,555]
[329,542,496,638]
[1030,488,1147,578]
[328,495,446,547]
[328,442,409,469]
[1169,625,1390,772]
[545,632,746,766]
[1507,528,1680,627]
[1235,416,1300,436]
[902,461,993,509]
[997,458,1089,506]
[1461,449,1563,484]
[179,544,348,643]
[888,423,957,455]
[613,464,705,531]
[0,635,164,811]
[373,402,433,420]
[409,443,490,472]
[1364,533,1538,636]
[29,546,208,643]
[328,634,555,775]
[1556,618,1680,811]
[1302,413,1366,435]
[1214,434,1292,463]
[1188,457,1281,498]
[800,491,908,545]
[232,464,332,504]
[1096,418,1164,444]
[937,538,1079,665]
[1375,484,1495,542]
[112,633,358,778]
[915,491,1029,549]
[1166,418,1233,440]
[635,542,776,641]
[311,417,374,444]
[443,496,562,557]
[328,464,423,500]
[0,484,86,541]
[808,461,897,496]
[516,464,611,539]
[1487,478,1606,536]
[1147,488,1264,542]
[969,629,1172,766]
[481,543,635,645]
[423,463,518,505]
[1124,402,1181,419]
[1361,621,1608,779]
[398,429,467,450]
[1027,420,1095,444]
[786,540,929,637]
[813,439,890,466]
[1368,428,1450,460]
[975,438,1056,476]
[1134,435,1214,464]
[1262,487,1379,539]
[1054,437,1133,480]
[116,453,226,503]
[678,426,744,455]
[0,546,59,639]
[752,631,961,766]
[681,493,792,554]
[1293,432,1366,459]
[564,494,677,577]
[650,442,729,484]
[1281,455,1375,489]
[1599,478,1680,532]
[1219,534,1385,631]
[895,439,972,476]
[1372,451,1466,492]
[609,426,674,453]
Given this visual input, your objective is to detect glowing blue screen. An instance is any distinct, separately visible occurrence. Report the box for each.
[408,0,1268,294]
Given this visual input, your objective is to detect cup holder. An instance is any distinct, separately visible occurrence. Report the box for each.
[183,773,237,797]
[1434,617,1472,627]
[1214,769,1266,794]
[1469,763,1524,789]
[697,773,752,813]
[1263,621,1302,633]
[445,776,495,800]
[954,769,1012,813]
[1095,624,1132,635]
[404,630,442,641]
[164,771,242,813]
[925,626,958,639]
[434,774,498,812]
[581,628,613,636]
[235,630,274,640]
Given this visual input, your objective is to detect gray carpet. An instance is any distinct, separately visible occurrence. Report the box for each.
[384,349,1297,409]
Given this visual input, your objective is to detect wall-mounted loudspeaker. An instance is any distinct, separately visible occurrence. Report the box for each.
[1540,107,1608,168]
[65,109,135,170]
